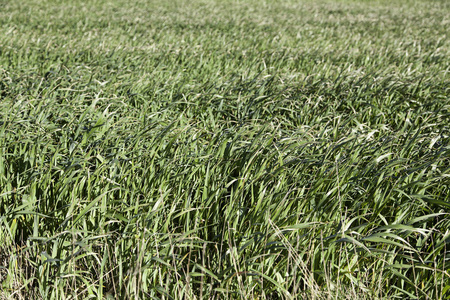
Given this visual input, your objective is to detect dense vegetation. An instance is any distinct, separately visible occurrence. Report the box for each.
[0,0,449,298]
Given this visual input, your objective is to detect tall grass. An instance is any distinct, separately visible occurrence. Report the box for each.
[0,0,449,299]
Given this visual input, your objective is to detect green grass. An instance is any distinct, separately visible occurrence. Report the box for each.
[0,0,449,299]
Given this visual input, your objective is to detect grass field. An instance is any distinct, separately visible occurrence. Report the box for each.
[0,0,449,299]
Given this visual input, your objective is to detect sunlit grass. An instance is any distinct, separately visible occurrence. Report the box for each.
[0,0,449,299]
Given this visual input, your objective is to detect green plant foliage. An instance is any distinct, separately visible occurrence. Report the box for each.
[0,0,449,299]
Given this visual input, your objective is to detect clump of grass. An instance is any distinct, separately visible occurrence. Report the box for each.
[0,0,449,299]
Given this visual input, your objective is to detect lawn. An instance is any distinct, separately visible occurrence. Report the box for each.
[0,0,449,299]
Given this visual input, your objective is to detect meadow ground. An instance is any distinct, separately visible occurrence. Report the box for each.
[0,0,449,299]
